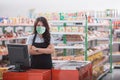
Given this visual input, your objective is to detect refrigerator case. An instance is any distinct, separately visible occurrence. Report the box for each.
[52,61,92,80]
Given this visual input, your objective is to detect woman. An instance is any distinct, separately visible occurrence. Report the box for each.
[27,17,55,69]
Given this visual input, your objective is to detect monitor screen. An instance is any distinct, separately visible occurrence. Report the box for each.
[7,44,30,71]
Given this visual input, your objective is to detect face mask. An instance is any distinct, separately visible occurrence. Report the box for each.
[36,26,46,34]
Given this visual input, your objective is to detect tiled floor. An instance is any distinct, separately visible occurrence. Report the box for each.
[101,69,120,80]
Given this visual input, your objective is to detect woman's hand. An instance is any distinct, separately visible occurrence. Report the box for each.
[32,46,39,52]
[28,44,55,55]
[37,44,55,54]
[28,45,40,55]
[31,46,37,50]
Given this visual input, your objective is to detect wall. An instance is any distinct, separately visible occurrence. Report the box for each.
[0,0,120,17]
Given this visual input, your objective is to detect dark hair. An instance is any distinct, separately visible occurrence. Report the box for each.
[33,17,50,45]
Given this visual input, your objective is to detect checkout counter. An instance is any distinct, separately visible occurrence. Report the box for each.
[3,61,92,80]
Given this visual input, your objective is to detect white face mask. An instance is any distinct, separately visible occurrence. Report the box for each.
[36,26,46,34]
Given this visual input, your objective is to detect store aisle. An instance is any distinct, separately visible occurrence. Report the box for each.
[101,69,120,80]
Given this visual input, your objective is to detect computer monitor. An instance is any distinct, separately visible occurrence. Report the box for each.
[7,44,30,72]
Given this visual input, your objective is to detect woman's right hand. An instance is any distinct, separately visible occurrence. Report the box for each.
[32,46,40,53]
[31,46,37,50]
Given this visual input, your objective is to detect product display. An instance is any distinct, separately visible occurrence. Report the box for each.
[0,26,32,45]
[113,52,120,54]
[0,46,7,55]
[38,12,85,21]
[113,21,120,29]
[0,67,8,80]
[0,17,34,25]
[1,9,120,80]
[50,26,84,33]
[52,56,84,61]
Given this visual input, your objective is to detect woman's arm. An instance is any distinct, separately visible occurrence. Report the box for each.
[37,44,55,54]
[28,45,40,55]
[28,44,55,55]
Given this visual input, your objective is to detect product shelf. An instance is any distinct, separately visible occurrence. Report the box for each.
[50,32,84,35]
[0,16,114,80]
[0,36,28,41]
[54,41,83,44]
[0,24,33,26]
[88,46,108,57]
[88,23,109,26]
[49,20,85,23]
[93,56,108,69]
[97,69,110,80]
[96,38,109,41]
[112,42,120,44]
[112,54,120,56]
[54,46,84,49]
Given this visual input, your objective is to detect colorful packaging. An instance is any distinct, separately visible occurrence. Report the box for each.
[71,27,78,32]
[65,27,72,32]
[59,26,65,32]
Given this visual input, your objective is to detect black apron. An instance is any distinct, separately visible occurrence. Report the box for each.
[31,33,52,69]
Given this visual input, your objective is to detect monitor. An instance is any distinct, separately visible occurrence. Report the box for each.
[7,44,30,72]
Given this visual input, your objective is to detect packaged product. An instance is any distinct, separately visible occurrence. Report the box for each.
[51,27,58,32]
[65,27,71,32]
[71,27,78,32]
[59,27,65,32]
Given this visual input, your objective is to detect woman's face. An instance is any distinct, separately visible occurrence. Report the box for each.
[36,21,46,34]
[37,21,44,26]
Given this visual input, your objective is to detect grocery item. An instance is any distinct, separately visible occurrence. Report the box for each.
[0,46,8,55]
[65,27,72,32]
[59,27,65,32]
[71,27,78,32]
[78,27,84,33]
[52,56,84,61]
[50,27,58,32]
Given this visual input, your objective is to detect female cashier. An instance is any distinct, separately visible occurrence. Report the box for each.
[27,17,55,69]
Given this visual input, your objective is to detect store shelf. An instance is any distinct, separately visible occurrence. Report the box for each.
[114,29,120,32]
[54,38,103,44]
[113,42,120,44]
[16,36,29,39]
[93,56,108,69]
[54,41,83,44]
[51,32,84,35]
[97,30,110,32]
[88,47,108,57]
[88,38,96,41]
[97,69,110,80]
[88,23,109,26]
[111,54,120,56]
[0,36,28,41]
[94,17,120,20]
[0,24,33,26]
[49,20,84,23]
[113,64,120,68]
[54,38,97,44]
[96,38,109,40]
[54,46,84,49]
